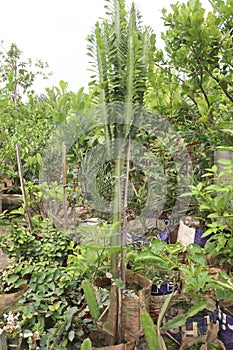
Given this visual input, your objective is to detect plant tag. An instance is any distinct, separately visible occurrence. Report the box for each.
[177,220,195,246]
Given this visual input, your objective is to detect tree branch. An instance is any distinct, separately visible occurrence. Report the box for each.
[204,65,233,104]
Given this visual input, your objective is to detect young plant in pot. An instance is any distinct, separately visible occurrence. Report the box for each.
[192,153,233,267]
[126,238,184,323]
[191,147,233,349]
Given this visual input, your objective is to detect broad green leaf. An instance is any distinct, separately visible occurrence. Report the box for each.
[81,338,92,350]
[14,279,28,289]
[162,314,186,330]
[187,300,206,318]
[141,312,162,349]
[157,292,174,328]
[21,266,32,276]
[7,274,19,284]
[65,306,78,331]
[59,80,68,92]
[82,280,99,320]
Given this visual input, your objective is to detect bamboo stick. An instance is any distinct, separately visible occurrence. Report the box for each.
[16,144,33,233]
[62,143,68,228]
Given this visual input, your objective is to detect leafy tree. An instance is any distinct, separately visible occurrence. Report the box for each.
[0,96,55,189]
[0,43,55,189]
[159,0,233,141]
[143,0,233,211]
[0,42,51,105]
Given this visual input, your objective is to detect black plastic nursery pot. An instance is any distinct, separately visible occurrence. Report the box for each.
[163,309,220,349]
[218,309,233,350]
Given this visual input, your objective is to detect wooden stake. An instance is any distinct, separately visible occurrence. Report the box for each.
[118,137,131,344]
[62,143,68,228]
[16,144,33,233]
[122,137,131,265]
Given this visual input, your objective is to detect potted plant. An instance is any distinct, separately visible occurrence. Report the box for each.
[81,0,157,347]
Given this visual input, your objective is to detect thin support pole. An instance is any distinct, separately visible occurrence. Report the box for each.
[16,144,33,233]
[62,143,68,228]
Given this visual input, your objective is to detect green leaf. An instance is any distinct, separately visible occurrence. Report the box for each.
[59,80,68,92]
[21,265,32,276]
[82,280,99,320]
[141,312,161,350]
[7,274,19,284]
[217,159,232,165]
[23,330,33,338]
[81,338,92,350]
[14,279,28,288]
[68,330,75,342]
[200,204,211,210]
[162,314,186,330]
[217,145,233,150]
[113,278,124,288]
[212,165,218,173]
[187,300,206,318]
[157,292,174,329]
[48,302,60,311]
[207,213,220,219]
[201,230,214,237]
[65,306,78,331]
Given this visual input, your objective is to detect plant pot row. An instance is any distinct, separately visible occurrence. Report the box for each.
[149,281,233,350]
[1,274,233,349]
